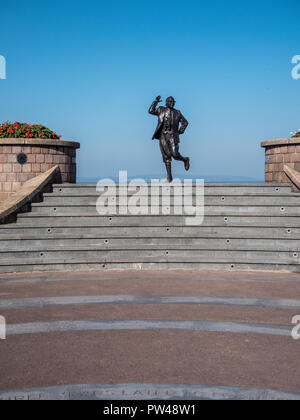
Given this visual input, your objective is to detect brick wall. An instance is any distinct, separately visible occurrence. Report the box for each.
[262,139,300,184]
[0,140,79,199]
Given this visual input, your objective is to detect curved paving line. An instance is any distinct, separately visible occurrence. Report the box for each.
[0,383,299,400]
[1,295,300,310]
[1,275,300,286]
[6,319,292,336]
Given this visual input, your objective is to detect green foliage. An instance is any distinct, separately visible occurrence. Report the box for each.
[0,122,61,139]
[291,129,300,138]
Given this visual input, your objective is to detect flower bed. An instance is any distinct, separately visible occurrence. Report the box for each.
[291,129,300,138]
[0,122,61,139]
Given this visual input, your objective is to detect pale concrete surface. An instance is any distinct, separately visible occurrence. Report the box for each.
[1,183,299,273]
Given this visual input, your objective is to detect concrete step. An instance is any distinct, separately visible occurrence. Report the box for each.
[0,226,298,239]
[14,213,300,226]
[0,257,299,274]
[0,182,298,273]
[0,247,299,261]
[30,203,300,216]
[0,237,299,251]
[45,191,299,197]
[52,183,293,195]
[42,194,300,205]
[13,214,300,227]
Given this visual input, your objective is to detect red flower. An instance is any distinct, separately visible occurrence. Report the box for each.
[0,121,61,140]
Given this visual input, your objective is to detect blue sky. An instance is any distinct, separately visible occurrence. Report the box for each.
[1,0,300,181]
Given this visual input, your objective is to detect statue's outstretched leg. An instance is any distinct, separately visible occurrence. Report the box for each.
[171,142,190,171]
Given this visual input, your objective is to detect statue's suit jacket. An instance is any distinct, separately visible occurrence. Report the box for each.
[149,101,189,142]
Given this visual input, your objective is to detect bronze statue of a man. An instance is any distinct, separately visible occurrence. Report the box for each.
[149,95,190,182]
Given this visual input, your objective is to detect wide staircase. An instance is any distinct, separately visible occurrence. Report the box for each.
[0,183,300,273]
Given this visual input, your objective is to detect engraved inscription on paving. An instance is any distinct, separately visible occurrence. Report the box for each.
[0,385,299,401]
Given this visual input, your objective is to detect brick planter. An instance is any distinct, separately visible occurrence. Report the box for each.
[261,138,300,184]
[0,139,80,199]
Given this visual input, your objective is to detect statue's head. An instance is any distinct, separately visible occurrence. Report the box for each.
[166,96,176,109]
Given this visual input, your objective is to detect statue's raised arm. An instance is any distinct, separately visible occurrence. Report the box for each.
[148,96,162,116]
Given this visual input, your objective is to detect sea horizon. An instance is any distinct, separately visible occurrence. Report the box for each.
[77,175,265,184]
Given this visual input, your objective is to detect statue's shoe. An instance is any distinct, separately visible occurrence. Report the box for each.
[184,158,190,171]
[167,178,173,183]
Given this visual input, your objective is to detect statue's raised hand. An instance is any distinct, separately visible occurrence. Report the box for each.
[155,96,162,103]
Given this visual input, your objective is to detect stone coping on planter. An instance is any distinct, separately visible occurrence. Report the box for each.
[261,138,300,148]
[0,165,60,223]
[284,164,300,190]
[0,139,80,148]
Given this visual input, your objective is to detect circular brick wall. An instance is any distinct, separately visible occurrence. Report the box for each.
[261,138,300,183]
[0,139,80,197]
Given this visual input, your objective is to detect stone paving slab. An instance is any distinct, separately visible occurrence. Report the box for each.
[0,269,299,399]
[1,304,297,325]
[1,276,300,300]
[1,330,299,394]
[1,383,299,400]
